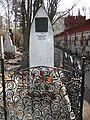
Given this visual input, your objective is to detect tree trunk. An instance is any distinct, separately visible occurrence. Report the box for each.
[21,0,28,49]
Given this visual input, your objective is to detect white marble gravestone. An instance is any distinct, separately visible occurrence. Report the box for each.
[4,33,16,54]
[29,7,54,67]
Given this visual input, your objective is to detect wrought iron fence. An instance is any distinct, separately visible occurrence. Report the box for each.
[0,63,85,120]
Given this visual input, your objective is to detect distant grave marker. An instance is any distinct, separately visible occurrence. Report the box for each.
[4,32,16,54]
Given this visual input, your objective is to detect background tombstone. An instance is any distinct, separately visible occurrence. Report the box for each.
[4,32,16,54]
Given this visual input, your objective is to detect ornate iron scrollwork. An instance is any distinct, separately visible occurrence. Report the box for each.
[0,66,83,120]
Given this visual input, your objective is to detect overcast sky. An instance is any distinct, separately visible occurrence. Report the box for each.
[0,0,90,20]
[59,0,90,19]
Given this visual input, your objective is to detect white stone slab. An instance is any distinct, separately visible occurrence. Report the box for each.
[4,33,16,53]
[29,7,54,67]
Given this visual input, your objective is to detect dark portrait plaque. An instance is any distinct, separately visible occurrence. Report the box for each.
[35,17,48,32]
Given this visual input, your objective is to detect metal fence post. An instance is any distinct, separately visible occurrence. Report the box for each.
[73,53,75,68]
[1,36,7,120]
[80,56,85,120]
[63,51,64,68]
[1,59,7,120]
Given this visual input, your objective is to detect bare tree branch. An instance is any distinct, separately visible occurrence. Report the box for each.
[52,0,80,25]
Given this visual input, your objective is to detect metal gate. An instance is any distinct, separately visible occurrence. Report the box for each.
[0,63,85,120]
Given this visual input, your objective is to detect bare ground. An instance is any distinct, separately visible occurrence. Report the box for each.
[83,86,90,120]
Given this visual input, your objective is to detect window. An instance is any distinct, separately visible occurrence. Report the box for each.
[35,17,48,32]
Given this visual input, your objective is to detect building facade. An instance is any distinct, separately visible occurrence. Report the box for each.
[64,15,86,29]
[54,16,90,58]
